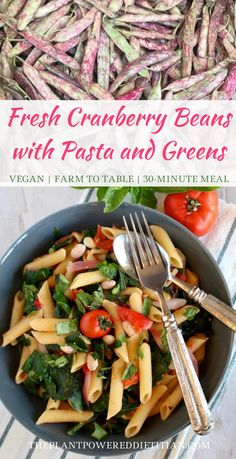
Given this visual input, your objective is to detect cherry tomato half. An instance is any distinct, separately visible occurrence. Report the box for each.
[94,225,113,251]
[117,306,153,332]
[80,309,113,338]
[123,372,139,389]
[164,190,218,237]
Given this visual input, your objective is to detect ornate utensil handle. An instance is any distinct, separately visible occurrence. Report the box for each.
[162,312,214,435]
[172,276,236,332]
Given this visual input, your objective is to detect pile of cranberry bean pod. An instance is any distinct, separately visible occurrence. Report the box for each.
[0,0,235,100]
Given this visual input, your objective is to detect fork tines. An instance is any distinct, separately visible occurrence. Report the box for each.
[123,212,166,271]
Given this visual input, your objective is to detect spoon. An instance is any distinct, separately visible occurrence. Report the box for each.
[113,234,236,332]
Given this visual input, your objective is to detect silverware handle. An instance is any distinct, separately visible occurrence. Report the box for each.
[172,276,236,332]
[190,288,236,333]
[162,313,214,435]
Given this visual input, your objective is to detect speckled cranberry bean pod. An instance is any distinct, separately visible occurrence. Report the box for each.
[110,50,173,92]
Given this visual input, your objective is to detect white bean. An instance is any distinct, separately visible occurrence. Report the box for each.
[71,244,86,259]
[129,292,142,313]
[60,345,75,354]
[83,236,96,249]
[122,320,135,337]
[102,334,115,345]
[87,352,98,371]
[101,280,116,290]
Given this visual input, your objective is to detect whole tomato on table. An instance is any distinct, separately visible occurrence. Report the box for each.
[164,190,218,237]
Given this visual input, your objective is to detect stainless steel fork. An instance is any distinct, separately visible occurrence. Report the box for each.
[123,211,214,435]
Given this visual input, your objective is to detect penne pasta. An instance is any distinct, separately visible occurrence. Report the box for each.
[71,352,87,373]
[2,221,211,440]
[65,269,74,284]
[174,305,200,325]
[160,384,183,420]
[36,409,94,424]
[125,385,167,438]
[148,305,162,323]
[127,332,142,366]
[15,334,39,384]
[71,232,84,243]
[53,254,74,275]
[91,248,107,260]
[60,401,72,410]
[24,248,66,271]
[38,281,55,318]
[186,269,199,286]
[150,304,200,335]
[15,345,30,384]
[194,344,206,364]
[85,250,97,261]
[121,287,143,296]
[2,309,43,347]
[186,333,209,354]
[88,365,103,403]
[70,270,106,290]
[47,275,56,288]
[107,359,125,420]
[142,288,171,302]
[31,331,67,345]
[10,291,25,345]
[157,373,177,386]
[103,300,129,363]
[158,339,207,421]
[149,378,178,417]
[30,318,68,332]
[175,248,186,271]
[150,225,183,269]
[101,227,126,240]
[139,343,152,404]
[46,398,60,410]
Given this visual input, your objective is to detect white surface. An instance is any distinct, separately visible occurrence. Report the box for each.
[0,186,235,459]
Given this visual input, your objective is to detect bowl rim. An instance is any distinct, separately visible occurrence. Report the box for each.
[0,201,234,455]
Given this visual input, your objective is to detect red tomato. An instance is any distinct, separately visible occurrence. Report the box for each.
[34,298,42,310]
[83,364,91,376]
[123,372,139,389]
[164,190,218,237]
[176,272,186,282]
[168,369,176,376]
[117,306,153,332]
[94,225,113,251]
[71,289,80,301]
[80,310,113,338]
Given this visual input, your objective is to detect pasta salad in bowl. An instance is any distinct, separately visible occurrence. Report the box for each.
[0,202,233,455]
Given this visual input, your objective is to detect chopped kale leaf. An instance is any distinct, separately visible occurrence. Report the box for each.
[53,274,71,318]
[24,268,52,285]
[98,261,119,280]
[22,283,39,314]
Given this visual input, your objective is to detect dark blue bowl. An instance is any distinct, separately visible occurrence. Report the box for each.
[0,202,233,455]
